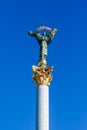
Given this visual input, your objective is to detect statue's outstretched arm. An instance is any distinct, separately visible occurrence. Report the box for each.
[47,28,57,43]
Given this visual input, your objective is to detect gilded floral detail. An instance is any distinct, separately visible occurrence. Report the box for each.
[32,66,53,86]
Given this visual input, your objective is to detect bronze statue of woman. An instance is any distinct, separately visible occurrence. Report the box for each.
[28,26,57,64]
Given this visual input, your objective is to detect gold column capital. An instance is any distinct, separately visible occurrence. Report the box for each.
[32,66,53,86]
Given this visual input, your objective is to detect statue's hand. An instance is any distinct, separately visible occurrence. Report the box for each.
[28,31,34,36]
[52,28,57,34]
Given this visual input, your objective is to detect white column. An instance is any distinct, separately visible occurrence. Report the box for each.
[36,85,49,130]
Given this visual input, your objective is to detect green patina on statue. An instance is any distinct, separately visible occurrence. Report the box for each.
[28,26,57,66]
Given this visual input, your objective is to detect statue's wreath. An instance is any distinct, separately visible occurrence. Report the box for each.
[36,26,52,31]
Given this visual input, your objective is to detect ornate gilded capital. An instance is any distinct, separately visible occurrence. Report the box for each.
[32,66,53,86]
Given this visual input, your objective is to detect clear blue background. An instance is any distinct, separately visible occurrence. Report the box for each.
[0,0,87,130]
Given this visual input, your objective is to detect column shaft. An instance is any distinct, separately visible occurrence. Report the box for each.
[36,85,49,130]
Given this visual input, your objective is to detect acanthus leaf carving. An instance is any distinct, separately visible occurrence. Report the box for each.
[32,66,53,86]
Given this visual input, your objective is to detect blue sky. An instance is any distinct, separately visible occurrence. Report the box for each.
[0,0,87,130]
